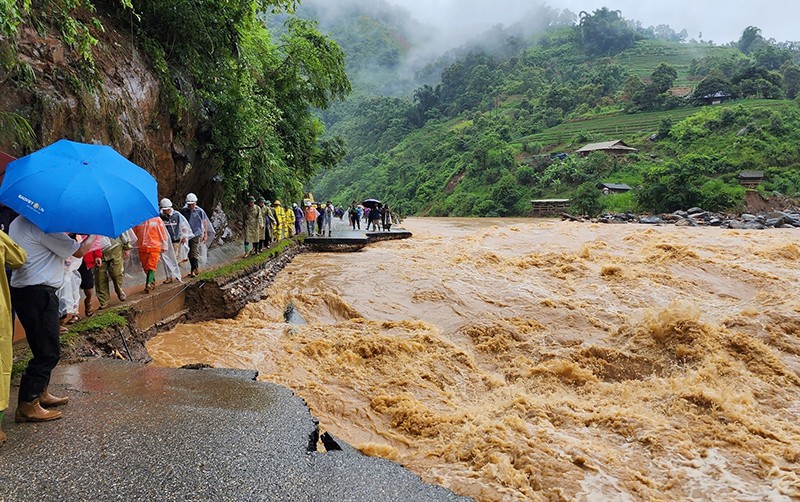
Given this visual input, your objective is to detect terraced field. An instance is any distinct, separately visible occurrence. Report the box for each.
[614,40,740,87]
[520,99,788,148]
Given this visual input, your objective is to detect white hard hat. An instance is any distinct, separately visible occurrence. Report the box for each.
[159,198,173,209]
[186,193,198,203]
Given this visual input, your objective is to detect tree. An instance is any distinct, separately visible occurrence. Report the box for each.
[578,8,639,56]
[781,63,800,99]
[650,63,678,93]
[571,182,603,217]
[737,26,764,54]
[691,71,735,105]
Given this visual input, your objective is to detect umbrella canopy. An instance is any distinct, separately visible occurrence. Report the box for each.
[362,198,381,209]
[0,139,159,237]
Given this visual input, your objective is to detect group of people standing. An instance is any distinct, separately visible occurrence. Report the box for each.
[347,201,394,232]
[0,191,212,446]
[242,197,341,256]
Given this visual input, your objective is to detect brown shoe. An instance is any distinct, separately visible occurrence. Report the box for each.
[15,398,62,423]
[40,387,69,407]
[84,297,94,317]
[0,427,6,446]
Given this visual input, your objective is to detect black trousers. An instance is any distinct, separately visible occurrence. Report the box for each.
[11,285,61,403]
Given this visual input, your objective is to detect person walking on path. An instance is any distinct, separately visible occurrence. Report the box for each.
[243,196,261,257]
[133,216,169,293]
[273,200,287,241]
[0,229,26,445]
[285,201,296,238]
[322,201,334,237]
[78,235,102,317]
[159,198,191,283]
[179,193,210,277]
[262,200,277,246]
[292,203,304,236]
[314,203,323,236]
[95,233,131,309]
[304,201,318,236]
[255,198,266,253]
[9,216,96,423]
[348,202,360,230]
[382,204,393,231]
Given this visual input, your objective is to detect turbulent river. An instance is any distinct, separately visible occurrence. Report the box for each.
[147,217,800,501]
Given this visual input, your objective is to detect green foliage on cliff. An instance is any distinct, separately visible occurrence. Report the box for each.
[308,7,800,216]
[2,0,350,205]
[110,0,350,202]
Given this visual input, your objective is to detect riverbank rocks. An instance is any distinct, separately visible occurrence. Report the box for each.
[586,206,800,229]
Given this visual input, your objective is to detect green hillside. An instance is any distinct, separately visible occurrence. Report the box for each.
[615,40,740,87]
[520,99,787,147]
[310,7,800,217]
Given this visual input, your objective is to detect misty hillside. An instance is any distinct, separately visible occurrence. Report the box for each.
[307,5,800,216]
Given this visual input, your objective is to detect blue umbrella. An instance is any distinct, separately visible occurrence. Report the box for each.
[0,139,158,237]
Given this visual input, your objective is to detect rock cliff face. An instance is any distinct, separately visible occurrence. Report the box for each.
[0,14,222,207]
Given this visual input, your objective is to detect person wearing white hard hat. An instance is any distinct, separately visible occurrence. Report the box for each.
[159,198,191,283]
[179,193,210,277]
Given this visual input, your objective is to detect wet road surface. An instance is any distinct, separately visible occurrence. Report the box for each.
[0,359,468,501]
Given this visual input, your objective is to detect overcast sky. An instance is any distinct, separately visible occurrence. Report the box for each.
[385,0,798,45]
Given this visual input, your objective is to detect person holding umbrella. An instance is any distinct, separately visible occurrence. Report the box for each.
[9,216,97,422]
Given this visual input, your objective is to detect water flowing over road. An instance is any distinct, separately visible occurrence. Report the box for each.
[149,217,800,501]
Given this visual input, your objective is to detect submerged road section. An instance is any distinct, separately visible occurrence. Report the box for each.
[0,359,468,501]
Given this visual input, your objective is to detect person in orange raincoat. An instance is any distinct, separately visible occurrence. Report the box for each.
[133,216,168,293]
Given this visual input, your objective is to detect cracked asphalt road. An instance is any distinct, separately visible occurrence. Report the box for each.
[0,359,469,501]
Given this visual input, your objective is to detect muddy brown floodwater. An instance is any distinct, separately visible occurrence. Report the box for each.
[148,217,800,501]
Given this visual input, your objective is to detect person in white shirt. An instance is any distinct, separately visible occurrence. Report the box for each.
[9,216,96,423]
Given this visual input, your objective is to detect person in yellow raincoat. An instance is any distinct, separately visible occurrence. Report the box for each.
[0,230,26,446]
[273,200,287,240]
[133,216,168,293]
[285,201,296,237]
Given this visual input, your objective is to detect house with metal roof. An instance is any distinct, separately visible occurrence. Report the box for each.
[597,182,632,194]
[738,170,764,188]
[576,140,638,157]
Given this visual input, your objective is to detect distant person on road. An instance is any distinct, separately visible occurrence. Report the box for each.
[285,201,296,238]
[322,201,334,237]
[304,201,318,236]
[243,196,261,257]
[348,202,360,230]
[274,200,287,240]
[369,205,382,231]
[9,216,96,424]
[292,203,304,236]
[315,203,325,236]
[261,199,276,246]
[0,229,26,445]
[180,193,210,277]
[382,205,393,231]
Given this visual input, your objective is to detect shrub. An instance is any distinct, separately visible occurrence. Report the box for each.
[571,182,604,217]
[699,179,744,211]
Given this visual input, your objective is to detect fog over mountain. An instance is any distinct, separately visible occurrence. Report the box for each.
[386,0,798,47]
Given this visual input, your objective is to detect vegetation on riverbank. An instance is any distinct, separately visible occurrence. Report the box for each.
[197,236,301,282]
